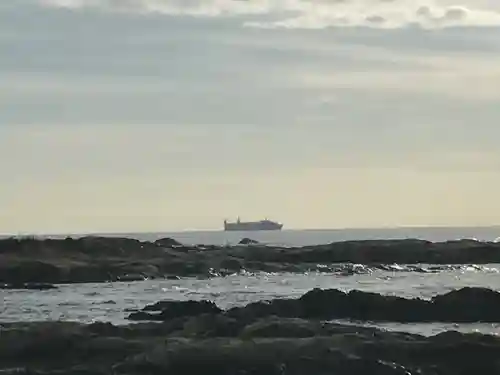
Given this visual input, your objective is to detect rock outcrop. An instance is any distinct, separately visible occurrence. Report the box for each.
[3,285,500,374]
[128,287,500,323]
[0,282,57,290]
[128,300,222,321]
[1,318,499,375]
[2,236,500,284]
[238,237,260,245]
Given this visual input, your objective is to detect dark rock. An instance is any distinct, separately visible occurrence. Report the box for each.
[127,287,500,328]
[2,320,500,374]
[129,300,222,321]
[227,287,500,323]
[431,287,500,322]
[219,257,243,271]
[181,314,242,337]
[0,261,64,284]
[3,236,500,284]
[239,238,260,245]
[0,283,57,290]
[165,275,181,280]
[154,237,183,247]
[240,317,321,338]
[116,274,147,282]
[128,311,157,321]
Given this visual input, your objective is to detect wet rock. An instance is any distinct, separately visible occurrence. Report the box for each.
[0,261,64,284]
[2,320,500,374]
[111,332,499,375]
[0,283,57,290]
[128,311,158,321]
[181,314,242,337]
[226,287,500,323]
[335,263,372,275]
[129,300,222,321]
[154,237,183,247]
[165,275,180,280]
[3,236,500,284]
[240,317,322,338]
[219,257,243,271]
[116,274,147,282]
[239,238,260,245]
[431,287,500,322]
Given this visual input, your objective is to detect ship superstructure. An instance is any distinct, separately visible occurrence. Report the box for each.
[223,217,283,231]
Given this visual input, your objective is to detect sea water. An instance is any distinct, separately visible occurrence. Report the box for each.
[2,227,500,337]
[32,225,500,246]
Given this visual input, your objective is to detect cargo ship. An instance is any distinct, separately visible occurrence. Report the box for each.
[223,217,283,231]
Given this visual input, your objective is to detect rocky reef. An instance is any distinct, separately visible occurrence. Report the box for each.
[126,287,500,323]
[0,282,57,290]
[1,236,500,284]
[3,288,500,374]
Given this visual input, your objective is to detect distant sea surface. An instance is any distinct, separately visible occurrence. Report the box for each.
[28,225,500,246]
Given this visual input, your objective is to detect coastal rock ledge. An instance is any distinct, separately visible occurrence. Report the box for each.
[1,318,499,375]
[2,236,500,284]
[128,286,500,323]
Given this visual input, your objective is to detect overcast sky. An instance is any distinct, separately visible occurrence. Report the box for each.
[2,0,500,234]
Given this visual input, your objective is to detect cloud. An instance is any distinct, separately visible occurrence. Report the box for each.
[39,0,500,29]
[244,2,500,30]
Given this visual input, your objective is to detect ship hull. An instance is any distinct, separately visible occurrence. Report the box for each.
[224,222,283,231]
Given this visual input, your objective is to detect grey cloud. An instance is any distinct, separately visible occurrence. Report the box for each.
[365,15,386,24]
[415,5,468,23]
[445,7,468,21]
[38,0,500,29]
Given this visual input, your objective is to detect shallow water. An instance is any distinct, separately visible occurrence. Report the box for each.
[3,264,500,336]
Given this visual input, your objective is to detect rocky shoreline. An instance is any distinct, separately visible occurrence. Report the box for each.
[3,287,500,374]
[4,236,500,374]
[127,287,500,323]
[1,236,500,285]
[3,321,497,375]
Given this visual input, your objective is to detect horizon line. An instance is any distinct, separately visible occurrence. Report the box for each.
[2,223,500,238]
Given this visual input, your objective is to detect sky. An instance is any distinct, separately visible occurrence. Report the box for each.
[2,0,500,234]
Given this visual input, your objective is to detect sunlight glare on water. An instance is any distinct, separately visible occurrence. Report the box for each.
[3,265,500,336]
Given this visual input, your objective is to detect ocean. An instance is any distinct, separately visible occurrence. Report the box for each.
[3,226,500,337]
[39,225,500,246]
